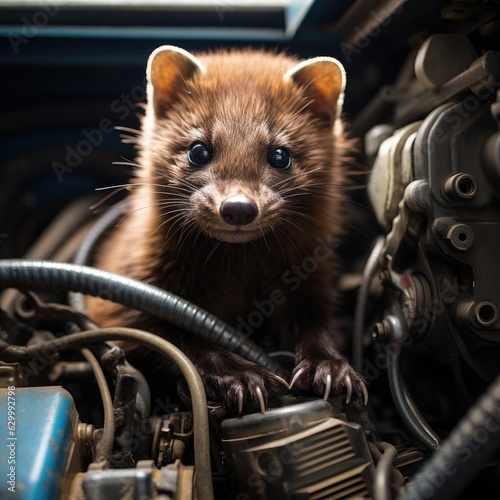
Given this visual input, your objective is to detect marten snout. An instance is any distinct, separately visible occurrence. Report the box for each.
[220,196,258,226]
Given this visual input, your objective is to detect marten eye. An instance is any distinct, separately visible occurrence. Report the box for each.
[268,148,291,170]
[188,142,212,166]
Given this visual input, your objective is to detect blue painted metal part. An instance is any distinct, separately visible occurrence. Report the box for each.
[0,386,77,499]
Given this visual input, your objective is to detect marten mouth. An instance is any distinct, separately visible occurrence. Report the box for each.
[206,227,265,244]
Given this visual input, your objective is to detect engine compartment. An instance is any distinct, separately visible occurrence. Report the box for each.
[1,0,500,498]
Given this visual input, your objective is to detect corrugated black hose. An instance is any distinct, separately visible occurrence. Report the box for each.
[0,259,287,378]
[398,373,500,499]
[68,199,128,313]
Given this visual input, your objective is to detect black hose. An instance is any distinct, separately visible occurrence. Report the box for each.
[398,373,500,500]
[385,315,440,451]
[0,259,287,377]
[353,236,385,371]
[80,347,115,464]
[387,341,440,451]
[69,200,128,312]
[373,443,398,500]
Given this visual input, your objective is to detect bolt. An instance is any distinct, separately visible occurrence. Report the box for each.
[371,321,390,343]
[77,423,95,459]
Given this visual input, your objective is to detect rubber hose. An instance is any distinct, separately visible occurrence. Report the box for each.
[0,259,287,377]
[385,315,440,451]
[387,339,440,451]
[353,236,385,371]
[80,347,116,464]
[69,200,128,313]
[374,443,398,500]
[398,373,500,500]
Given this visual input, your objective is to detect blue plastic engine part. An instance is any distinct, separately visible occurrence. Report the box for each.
[0,386,77,499]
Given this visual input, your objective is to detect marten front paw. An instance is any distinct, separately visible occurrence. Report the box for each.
[290,358,368,405]
[203,366,289,415]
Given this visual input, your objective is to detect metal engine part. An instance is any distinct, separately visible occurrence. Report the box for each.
[69,459,194,500]
[367,41,500,440]
[152,411,193,468]
[221,398,374,499]
[0,386,83,500]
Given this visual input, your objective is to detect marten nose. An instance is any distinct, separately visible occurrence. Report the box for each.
[220,196,258,226]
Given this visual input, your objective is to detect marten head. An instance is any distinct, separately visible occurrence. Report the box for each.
[136,46,347,246]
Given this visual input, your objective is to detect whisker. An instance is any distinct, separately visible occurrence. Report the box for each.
[95,182,168,191]
[269,227,287,264]
[192,231,211,267]
[115,126,142,135]
[270,168,322,190]
[250,240,265,267]
[204,239,221,266]
[113,161,141,168]
[89,187,129,211]
[120,138,140,145]
[273,224,303,261]
[156,201,189,208]
[165,215,190,242]
[242,242,247,270]
[224,244,233,277]
[277,215,309,237]
[175,218,198,245]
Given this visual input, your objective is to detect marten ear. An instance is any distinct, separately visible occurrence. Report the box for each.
[147,45,205,115]
[284,57,346,123]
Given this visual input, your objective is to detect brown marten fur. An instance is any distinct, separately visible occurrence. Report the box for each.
[87,46,366,414]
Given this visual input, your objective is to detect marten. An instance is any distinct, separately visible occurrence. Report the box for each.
[87,46,367,414]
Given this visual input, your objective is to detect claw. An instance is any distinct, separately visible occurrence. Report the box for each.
[274,374,290,389]
[256,386,266,414]
[323,373,332,400]
[237,386,244,415]
[344,374,353,405]
[289,367,304,389]
[361,382,369,406]
[207,404,223,413]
